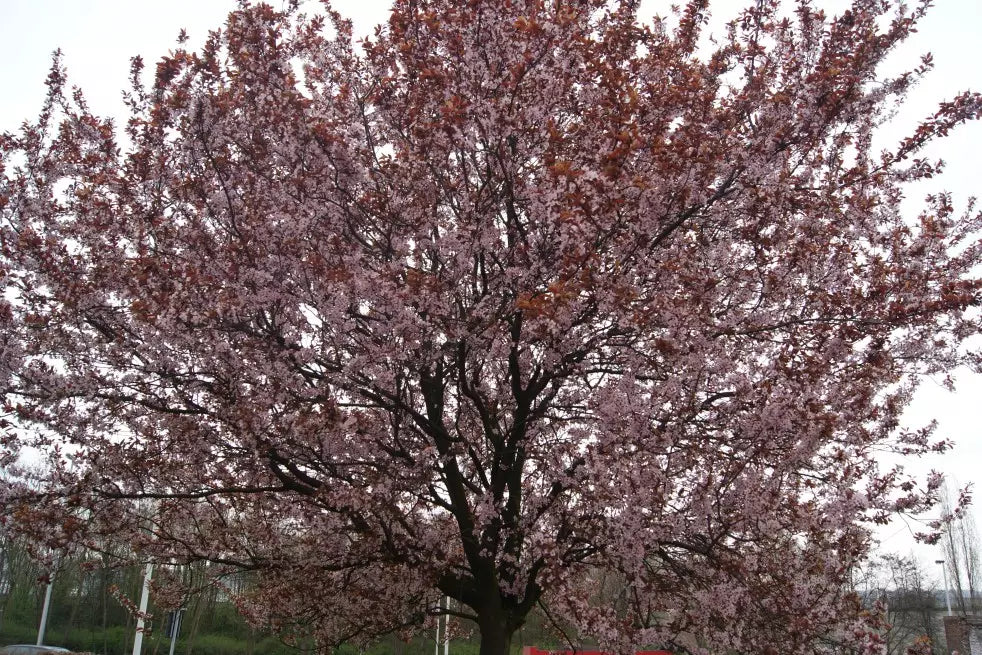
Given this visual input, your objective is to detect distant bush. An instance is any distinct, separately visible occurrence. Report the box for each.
[188,633,248,655]
[0,621,39,646]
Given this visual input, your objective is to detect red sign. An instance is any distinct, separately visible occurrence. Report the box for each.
[521,647,671,655]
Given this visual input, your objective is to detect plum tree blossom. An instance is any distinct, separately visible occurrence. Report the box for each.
[1,1,980,653]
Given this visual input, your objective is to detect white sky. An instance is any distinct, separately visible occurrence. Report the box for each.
[0,0,979,580]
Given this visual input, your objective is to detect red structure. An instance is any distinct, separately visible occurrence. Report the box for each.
[521,648,671,655]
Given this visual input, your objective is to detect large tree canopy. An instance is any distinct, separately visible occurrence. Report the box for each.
[1,0,980,653]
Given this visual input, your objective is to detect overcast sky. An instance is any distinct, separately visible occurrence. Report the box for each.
[1,0,979,579]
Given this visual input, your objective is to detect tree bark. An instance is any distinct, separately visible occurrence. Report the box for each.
[477,605,517,655]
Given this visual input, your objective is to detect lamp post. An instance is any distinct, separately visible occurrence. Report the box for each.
[36,556,60,647]
[167,608,184,655]
[936,559,953,616]
[433,598,442,655]
[132,563,154,655]
[36,571,54,646]
[433,596,449,655]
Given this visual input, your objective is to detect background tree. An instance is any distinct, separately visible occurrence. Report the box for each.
[857,555,943,655]
[940,484,981,614]
[1,1,981,654]
[0,527,302,655]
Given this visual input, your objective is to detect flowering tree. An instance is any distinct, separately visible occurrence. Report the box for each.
[1,0,980,653]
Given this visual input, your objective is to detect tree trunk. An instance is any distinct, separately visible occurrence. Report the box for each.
[246,626,255,655]
[61,575,82,645]
[477,607,516,655]
[0,541,7,633]
[101,567,110,655]
[184,590,206,655]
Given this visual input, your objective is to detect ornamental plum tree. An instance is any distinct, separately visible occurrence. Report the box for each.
[1,1,980,653]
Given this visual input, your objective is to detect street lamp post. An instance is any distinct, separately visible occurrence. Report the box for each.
[36,557,60,647]
[36,572,54,646]
[936,559,953,616]
[132,563,154,655]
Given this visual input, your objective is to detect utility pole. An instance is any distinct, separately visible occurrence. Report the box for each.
[132,563,154,655]
[433,596,450,655]
[433,599,440,655]
[443,597,449,655]
[167,608,184,655]
[36,571,54,646]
